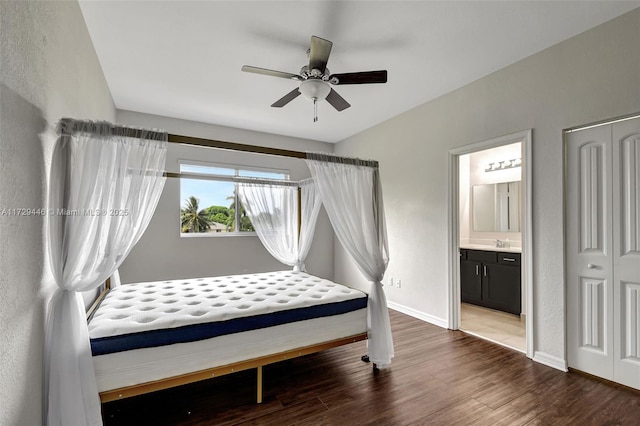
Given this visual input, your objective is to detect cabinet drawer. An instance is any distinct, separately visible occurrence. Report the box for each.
[467,250,497,263]
[498,253,521,266]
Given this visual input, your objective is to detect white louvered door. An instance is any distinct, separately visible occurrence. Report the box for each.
[566,117,640,390]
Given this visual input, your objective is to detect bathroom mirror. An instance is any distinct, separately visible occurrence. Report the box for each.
[472,181,520,232]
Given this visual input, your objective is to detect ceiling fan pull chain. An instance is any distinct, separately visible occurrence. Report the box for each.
[313,98,318,122]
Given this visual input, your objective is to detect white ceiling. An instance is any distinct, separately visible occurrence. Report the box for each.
[79,1,639,143]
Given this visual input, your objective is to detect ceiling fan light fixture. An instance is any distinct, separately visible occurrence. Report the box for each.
[299,79,331,101]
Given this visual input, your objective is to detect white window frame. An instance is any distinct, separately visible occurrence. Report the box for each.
[178,160,290,237]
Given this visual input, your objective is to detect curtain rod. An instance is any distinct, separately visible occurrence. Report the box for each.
[168,133,307,160]
[58,118,167,141]
[165,172,301,187]
[168,134,379,168]
[57,118,378,168]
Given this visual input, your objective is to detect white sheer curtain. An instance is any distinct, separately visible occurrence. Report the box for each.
[306,153,393,366]
[238,179,321,272]
[45,120,167,426]
[297,179,322,271]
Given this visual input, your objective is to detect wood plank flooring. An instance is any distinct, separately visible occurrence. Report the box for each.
[102,310,640,425]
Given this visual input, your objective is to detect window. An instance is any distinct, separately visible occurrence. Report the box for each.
[179,161,289,236]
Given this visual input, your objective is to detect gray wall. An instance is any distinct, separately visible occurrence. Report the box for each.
[116,111,335,284]
[0,2,115,425]
[333,9,640,366]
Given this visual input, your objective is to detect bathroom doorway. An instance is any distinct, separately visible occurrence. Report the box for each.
[447,130,533,358]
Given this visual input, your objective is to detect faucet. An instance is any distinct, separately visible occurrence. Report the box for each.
[495,239,510,248]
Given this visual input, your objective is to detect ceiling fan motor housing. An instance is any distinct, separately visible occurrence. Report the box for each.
[300,65,332,81]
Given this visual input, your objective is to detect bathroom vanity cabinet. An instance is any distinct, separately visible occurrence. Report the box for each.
[459,248,521,315]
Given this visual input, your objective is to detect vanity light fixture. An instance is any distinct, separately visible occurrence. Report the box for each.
[485,157,522,173]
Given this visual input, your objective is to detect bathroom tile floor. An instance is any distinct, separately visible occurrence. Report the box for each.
[460,302,526,352]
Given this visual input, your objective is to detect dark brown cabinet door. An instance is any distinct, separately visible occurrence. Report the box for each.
[460,259,482,304]
[482,263,521,315]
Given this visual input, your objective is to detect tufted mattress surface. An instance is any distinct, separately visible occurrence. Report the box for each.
[88,271,367,356]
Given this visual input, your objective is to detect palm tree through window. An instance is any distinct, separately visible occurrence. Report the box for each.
[179,162,288,236]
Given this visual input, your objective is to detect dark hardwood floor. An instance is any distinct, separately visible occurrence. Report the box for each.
[102,310,640,425]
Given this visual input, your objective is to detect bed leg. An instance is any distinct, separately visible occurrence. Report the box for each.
[361,355,379,372]
[256,365,263,404]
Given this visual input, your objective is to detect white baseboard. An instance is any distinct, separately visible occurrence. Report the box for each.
[533,351,568,372]
[387,301,448,329]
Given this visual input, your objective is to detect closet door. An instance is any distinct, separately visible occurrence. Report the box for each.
[566,116,640,390]
[566,124,614,380]
[612,118,640,390]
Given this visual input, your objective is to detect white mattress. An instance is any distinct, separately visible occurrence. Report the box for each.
[89,271,365,339]
[88,271,368,392]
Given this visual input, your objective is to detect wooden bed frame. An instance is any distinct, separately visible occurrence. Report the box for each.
[87,279,368,404]
[98,333,367,403]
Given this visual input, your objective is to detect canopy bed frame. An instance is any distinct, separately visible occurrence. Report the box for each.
[48,118,391,425]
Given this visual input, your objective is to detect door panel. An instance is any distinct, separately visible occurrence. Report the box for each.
[622,282,640,360]
[566,125,614,380]
[579,144,606,253]
[618,132,640,255]
[579,276,607,353]
[612,119,640,389]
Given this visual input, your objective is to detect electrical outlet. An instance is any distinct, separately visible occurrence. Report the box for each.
[396,279,402,288]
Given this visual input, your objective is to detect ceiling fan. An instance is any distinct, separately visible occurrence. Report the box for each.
[242,35,387,122]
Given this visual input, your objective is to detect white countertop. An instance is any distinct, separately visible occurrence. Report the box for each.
[460,244,522,253]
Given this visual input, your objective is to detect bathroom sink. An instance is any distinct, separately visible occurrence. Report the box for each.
[459,243,521,253]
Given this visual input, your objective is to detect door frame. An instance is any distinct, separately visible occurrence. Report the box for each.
[447,129,534,359]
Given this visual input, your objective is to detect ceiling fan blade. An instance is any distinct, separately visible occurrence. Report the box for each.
[326,88,350,111]
[308,36,332,74]
[329,70,388,85]
[271,88,301,108]
[241,65,302,80]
